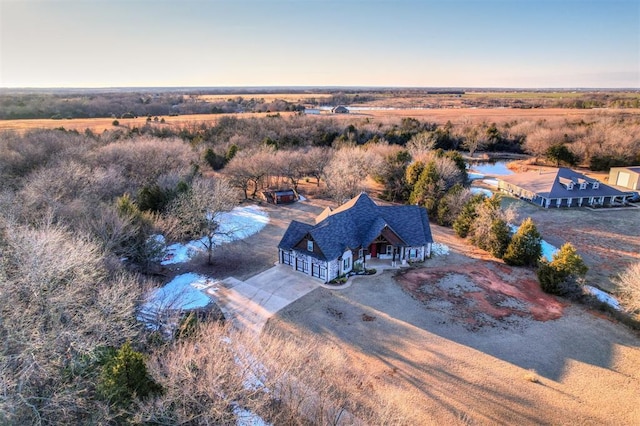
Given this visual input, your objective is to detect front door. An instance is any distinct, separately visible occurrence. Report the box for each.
[369,243,378,258]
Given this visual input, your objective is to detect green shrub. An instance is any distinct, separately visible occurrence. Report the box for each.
[112,119,120,126]
[504,217,542,266]
[98,342,161,407]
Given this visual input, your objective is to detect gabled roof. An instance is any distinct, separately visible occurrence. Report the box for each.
[278,193,433,261]
[499,168,628,199]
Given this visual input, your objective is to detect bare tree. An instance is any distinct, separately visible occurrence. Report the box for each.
[0,221,142,424]
[303,146,332,187]
[168,177,238,264]
[324,147,378,204]
[618,262,640,315]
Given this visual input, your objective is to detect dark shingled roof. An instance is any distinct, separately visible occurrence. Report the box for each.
[499,168,628,199]
[278,193,433,261]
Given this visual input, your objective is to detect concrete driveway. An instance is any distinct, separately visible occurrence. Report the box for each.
[207,264,320,334]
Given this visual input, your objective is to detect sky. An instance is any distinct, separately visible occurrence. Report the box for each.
[1,0,638,88]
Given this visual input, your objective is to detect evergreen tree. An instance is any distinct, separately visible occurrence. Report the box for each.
[487,218,511,259]
[453,194,485,238]
[537,243,588,294]
[551,243,588,278]
[503,217,542,266]
[98,342,161,407]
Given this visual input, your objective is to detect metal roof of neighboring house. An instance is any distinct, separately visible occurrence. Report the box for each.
[499,168,628,199]
[278,193,433,261]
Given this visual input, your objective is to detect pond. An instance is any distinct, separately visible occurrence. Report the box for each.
[467,160,514,176]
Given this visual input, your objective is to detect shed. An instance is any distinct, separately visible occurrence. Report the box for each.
[262,189,297,204]
[331,105,349,114]
[608,166,640,190]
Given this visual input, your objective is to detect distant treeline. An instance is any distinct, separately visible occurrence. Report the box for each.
[1,88,639,120]
[0,92,305,120]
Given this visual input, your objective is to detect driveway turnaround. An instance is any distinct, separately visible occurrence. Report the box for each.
[207,264,320,334]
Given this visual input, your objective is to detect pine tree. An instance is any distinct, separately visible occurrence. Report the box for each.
[488,218,511,259]
[98,342,161,407]
[503,217,542,266]
[453,194,485,238]
[551,243,588,278]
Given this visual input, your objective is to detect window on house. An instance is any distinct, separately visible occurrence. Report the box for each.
[386,245,393,255]
[593,182,600,189]
[567,183,574,190]
[580,183,587,189]
[343,257,350,270]
[307,240,313,252]
[358,248,363,259]
[409,249,417,259]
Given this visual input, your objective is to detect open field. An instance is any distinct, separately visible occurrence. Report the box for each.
[195,92,333,103]
[0,112,296,134]
[266,222,640,425]
[3,107,640,133]
[343,107,640,125]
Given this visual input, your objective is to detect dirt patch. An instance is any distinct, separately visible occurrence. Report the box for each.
[397,262,566,330]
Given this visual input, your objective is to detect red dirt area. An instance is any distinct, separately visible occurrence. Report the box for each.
[396,261,567,330]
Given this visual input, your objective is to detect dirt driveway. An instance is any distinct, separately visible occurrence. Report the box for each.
[267,225,640,425]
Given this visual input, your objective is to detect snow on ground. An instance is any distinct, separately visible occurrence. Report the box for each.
[431,242,450,256]
[298,194,307,201]
[138,273,218,329]
[584,285,621,310]
[233,406,271,426]
[509,224,558,262]
[470,187,494,197]
[161,205,269,265]
[482,178,499,187]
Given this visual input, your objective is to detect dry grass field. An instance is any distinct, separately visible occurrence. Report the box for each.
[3,107,640,134]
[0,112,297,134]
[195,92,333,103]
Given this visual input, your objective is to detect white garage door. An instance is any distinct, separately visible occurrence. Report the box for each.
[616,172,630,187]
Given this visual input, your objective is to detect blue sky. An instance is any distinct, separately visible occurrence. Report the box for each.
[1,0,638,88]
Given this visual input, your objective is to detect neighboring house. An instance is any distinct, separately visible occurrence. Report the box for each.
[331,105,349,114]
[497,167,631,208]
[608,166,640,190]
[278,193,433,282]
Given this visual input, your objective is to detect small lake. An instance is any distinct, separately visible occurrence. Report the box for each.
[467,160,514,176]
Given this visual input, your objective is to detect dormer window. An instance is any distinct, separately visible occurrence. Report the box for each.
[567,182,574,190]
[593,182,600,189]
[580,183,587,190]
[307,240,314,252]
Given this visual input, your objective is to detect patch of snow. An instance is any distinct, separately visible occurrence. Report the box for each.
[233,405,271,426]
[138,273,214,329]
[298,194,307,201]
[470,187,493,197]
[482,178,499,187]
[468,172,485,180]
[161,205,269,265]
[431,242,450,256]
[584,285,621,310]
